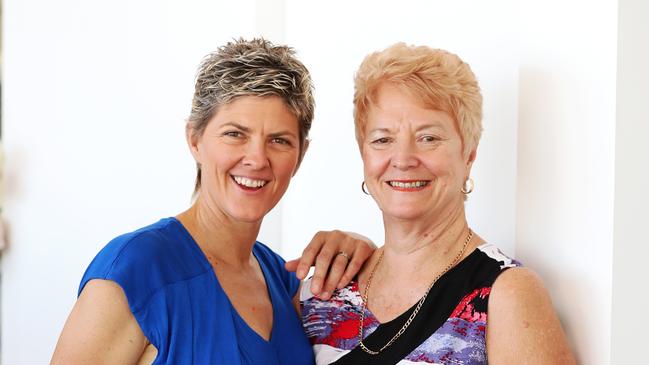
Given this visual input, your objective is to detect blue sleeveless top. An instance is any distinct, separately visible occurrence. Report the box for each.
[79,217,315,364]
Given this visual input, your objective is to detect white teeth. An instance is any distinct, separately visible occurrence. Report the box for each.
[389,181,428,188]
[233,176,267,188]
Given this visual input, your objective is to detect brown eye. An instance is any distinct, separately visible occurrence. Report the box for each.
[419,135,439,143]
[271,138,291,145]
[223,131,243,138]
[372,137,391,144]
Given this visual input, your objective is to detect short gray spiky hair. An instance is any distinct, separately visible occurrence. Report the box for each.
[187,38,315,193]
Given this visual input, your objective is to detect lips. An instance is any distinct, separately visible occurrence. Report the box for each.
[232,175,269,190]
[386,180,431,190]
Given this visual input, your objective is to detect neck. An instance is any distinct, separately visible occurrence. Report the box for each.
[177,195,261,268]
[379,204,471,277]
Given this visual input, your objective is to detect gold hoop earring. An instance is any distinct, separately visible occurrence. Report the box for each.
[361,181,370,195]
[461,177,474,194]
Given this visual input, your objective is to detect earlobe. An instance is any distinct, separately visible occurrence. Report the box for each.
[463,147,478,179]
[466,147,477,168]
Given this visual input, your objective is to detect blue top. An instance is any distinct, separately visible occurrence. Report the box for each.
[79,217,315,365]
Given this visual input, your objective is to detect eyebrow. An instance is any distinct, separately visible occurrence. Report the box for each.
[220,122,297,139]
[220,122,251,133]
[415,123,445,132]
[367,123,444,134]
[367,127,393,134]
[269,130,298,139]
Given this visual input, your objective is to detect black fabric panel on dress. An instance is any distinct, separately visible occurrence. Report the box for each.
[331,249,505,365]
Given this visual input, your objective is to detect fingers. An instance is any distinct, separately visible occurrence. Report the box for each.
[333,231,375,289]
[337,242,372,289]
[297,229,377,300]
[295,232,327,280]
[310,233,340,296]
[284,258,299,273]
[319,253,350,300]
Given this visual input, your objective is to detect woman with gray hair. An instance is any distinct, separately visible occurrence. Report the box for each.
[51,38,374,364]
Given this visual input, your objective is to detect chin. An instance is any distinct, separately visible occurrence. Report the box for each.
[382,206,428,221]
[226,208,268,224]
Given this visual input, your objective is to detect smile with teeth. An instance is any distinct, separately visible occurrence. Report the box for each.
[233,175,268,189]
[387,180,430,189]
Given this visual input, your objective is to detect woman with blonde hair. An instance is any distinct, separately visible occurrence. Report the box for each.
[301,43,575,364]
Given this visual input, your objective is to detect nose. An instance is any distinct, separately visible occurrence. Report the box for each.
[242,139,270,170]
[391,140,419,170]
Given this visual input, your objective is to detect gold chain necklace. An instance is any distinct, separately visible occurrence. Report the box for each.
[357,229,474,355]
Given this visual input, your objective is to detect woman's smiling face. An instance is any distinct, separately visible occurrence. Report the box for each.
[361,83,474,222]
[188,95,302,223]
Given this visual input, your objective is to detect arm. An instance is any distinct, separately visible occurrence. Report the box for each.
[487,267,576,364]
[51,279,149,365]
[285,230,376,300]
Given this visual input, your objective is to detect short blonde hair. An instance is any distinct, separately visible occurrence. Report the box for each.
[353,43,482,155]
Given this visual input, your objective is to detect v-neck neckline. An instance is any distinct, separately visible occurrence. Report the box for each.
[357,245,484,327]
[169,217,278,344]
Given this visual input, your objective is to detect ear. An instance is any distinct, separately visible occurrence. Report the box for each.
[292,138,310,176]
[465,145,478,173]
[186,124,202,164]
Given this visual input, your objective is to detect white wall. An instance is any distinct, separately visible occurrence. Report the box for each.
[2,3,518,362]
[2,0,639,364]
[611,0,649,362]
[281,0,519,260]
[517,1,618,363]
[1,0,266,363]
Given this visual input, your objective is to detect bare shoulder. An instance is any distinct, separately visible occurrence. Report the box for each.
[491,266,547,303]
[487,267,576,364]
[51,279,150,365]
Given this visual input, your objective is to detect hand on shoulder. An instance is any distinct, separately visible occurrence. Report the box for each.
[487,267,576,364]
[285,230,376,300]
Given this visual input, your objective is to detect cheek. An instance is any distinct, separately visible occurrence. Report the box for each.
[274,153,301,179]
[416,154,461,190]
[201,145,239,172]
[429,154,467,184]
[361,150,388,178]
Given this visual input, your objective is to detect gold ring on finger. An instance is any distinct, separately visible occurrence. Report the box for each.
[336,251,351,261]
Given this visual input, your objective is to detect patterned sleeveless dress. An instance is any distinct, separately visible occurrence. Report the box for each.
[300,243,521,364]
